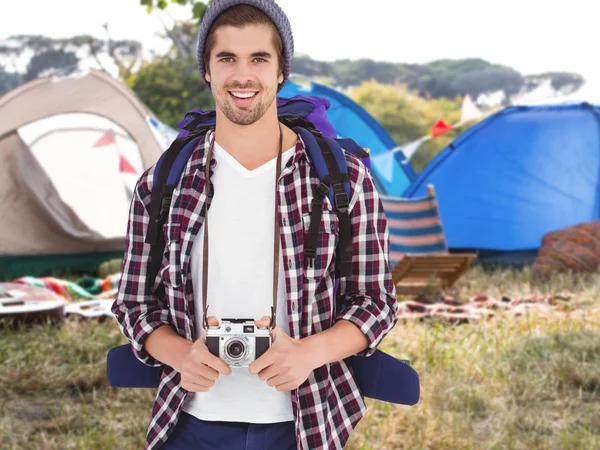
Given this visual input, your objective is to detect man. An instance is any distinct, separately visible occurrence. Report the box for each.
[112,1,398,449]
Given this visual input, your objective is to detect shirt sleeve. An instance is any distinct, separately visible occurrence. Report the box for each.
[111,174,172,367]
[336,159,398,357]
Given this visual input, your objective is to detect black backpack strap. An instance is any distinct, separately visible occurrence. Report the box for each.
[304,176,331,268]
[311,133,353,278]
[144,134,201,294]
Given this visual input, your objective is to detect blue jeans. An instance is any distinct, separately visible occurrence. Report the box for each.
[163,412,297,450]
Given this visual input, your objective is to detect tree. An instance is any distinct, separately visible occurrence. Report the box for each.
[140,0,211,21]
[522,72,584,96]
[449,67,524,102]
[350,81,464,173]
[127,55,214,128]
[0,65,22,96]
[0,34,142,81]
[24,49,79,81]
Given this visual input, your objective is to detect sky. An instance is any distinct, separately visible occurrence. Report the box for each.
[1,0,598,85]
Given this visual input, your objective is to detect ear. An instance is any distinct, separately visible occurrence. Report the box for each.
[278,71,283,85]
[205,67,211,83]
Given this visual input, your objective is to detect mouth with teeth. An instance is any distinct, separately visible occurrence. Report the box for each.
[228,90,259,107]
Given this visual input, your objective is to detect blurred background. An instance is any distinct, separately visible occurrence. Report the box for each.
[1,0,599,277]
[1,1,598,449]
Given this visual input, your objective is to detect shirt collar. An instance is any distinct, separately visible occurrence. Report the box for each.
[192,129,307,174]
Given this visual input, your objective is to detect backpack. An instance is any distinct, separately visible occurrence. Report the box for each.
[143,95,371,294]
[107,95,421,406]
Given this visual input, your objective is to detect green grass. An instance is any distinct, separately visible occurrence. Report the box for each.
[1,267,599,449]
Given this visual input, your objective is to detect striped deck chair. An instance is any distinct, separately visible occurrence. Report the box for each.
[381,185,476,296]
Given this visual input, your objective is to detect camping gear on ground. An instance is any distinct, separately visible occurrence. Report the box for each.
[403,102,600,267]
[0,282,67,323]
[381,185,475,295]
[64,299,116,320]
[14,276,97,300]
[106,95,420,406]
[13,274,120,300]
[0,69,177,277]
[532,220,600,279]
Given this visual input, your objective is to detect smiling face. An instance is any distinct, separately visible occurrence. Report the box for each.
[205,23,284,126]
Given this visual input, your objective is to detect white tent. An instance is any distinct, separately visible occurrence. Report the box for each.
[0,69,177,278]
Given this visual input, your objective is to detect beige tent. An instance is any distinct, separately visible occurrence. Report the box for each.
[0,69,176,278]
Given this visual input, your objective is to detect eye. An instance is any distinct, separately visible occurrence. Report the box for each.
[220,57,234,63]
[254,58,267,63]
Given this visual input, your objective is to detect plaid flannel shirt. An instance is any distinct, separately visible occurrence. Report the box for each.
[112,130,398,450]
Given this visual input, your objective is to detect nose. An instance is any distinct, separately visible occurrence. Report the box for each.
[231,60,254,86]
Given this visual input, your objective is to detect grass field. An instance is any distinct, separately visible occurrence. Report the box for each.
[1,267,599,449]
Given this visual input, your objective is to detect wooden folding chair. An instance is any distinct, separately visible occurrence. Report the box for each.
[381,185,476,296]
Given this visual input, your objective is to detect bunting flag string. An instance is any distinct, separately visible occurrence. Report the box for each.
[431,119,453,138]
[460,93,484,124]
[378,94,495,163]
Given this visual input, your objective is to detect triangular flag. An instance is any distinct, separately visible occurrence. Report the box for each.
[93,130,116,147]
[119,155,138,174]
[396,137,428,161]
[371,151,396,184]
[431,119,453,138]
[460,94,483,124]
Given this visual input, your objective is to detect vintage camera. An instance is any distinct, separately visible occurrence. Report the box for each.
[205,318,271,367]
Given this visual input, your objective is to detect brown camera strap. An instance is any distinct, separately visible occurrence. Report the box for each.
[202,126,284,331]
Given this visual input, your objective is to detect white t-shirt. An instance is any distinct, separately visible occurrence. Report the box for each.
[181,139,296,423]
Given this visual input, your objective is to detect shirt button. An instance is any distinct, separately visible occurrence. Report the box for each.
[288,259,293,269]
[330,223,335,232]
[283,218,287,226]
[291,301,297,312]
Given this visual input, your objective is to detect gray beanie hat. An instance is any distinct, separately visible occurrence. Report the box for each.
[197,0,294,92]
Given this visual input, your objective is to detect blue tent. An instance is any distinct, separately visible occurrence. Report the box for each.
[279,77,415,196]
[403,102,600,266]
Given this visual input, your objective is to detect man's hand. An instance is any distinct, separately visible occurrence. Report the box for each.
[248,316,316,391]
[179,317,232,392]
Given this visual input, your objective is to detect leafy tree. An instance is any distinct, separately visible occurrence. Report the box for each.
[0,34,142,81]
[290,55,335,79]
[449,67,524,103]
[24,49,79,81]
[140,0,211,21]
[0,65,22,96]
[127,55,214,128]
[523,72,584,96]
[350,81,464,173]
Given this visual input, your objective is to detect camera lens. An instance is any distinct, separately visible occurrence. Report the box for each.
[226,339,246,359]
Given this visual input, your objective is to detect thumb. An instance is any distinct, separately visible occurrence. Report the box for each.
[254,316,271,329]
[270,326,286,342]
[206,316,220,327]
[200,316,220,343]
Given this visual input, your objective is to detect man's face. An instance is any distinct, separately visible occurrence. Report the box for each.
[206,24,283,126]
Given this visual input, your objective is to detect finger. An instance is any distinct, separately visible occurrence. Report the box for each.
[184,373,216,388]
[199,317,219,343]
[275,381,298,392]
[257,363,280,381]
[207,316,220,327]
[202,352,233,376]
[193,362,220,381]
[270,326,285,342]
[254,316,271,328]
[248,349,276,375]
[182,380,210,393]
[267,374,295,388]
